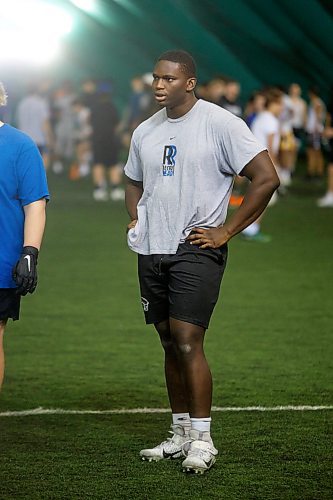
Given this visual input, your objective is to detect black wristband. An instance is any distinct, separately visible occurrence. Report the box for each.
[22,246,39,262]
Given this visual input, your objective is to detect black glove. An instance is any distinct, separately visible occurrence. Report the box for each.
[12,246,39,296]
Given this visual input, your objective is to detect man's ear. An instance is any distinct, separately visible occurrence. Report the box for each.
[186,77,197,93]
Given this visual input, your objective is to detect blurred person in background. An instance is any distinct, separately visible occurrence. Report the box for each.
[80,78,97,112]
[205,76,226,105]
[252,88,283,181]
[16,82,53,169]
[244,91,266,129]
[195,81,210,101]
[306,86,326,180]
[220,79,242,117]
[242,88,283,242]
[278,89,297,191]
[0,82,49,390]
[52,80,77,174]
[0,82,14,124]
[119,74,155,149]
[317,87,333,207]
[230,90,265,207]
[90,83,124,201]
[289,83,307,159]
[69,98,92,179]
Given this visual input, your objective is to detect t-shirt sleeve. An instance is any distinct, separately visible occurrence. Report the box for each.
[220,117,266,175]
[124,132,143,182]
[16,144,50,206]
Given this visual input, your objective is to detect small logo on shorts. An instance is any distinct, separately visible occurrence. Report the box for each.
[141,297,149,312]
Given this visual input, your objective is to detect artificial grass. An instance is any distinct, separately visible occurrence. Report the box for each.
[0,172,332,499]
[1,412,332,499]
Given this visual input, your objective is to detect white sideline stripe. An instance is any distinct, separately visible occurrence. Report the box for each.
[0,405,332,417]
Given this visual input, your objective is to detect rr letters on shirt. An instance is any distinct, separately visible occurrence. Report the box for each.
[163,145,177,176]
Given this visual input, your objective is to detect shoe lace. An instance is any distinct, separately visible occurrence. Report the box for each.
[160,429,187,448]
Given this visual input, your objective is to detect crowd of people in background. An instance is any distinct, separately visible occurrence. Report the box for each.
[1,72,333,217]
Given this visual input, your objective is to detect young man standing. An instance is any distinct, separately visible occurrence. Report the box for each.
[125,51,279,474]
[0,82,49,390]
[242,88,284,241]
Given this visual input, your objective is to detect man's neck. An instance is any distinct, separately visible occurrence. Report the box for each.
[166,94,198,119]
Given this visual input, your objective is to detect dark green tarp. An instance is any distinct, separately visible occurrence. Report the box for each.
[4,0,333,106]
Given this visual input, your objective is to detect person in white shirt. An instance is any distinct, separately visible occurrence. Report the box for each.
[16,83,53,169]
[242,88,283,241]
[289,83,307,138]
[125,50,279,474]
[288,83,307,175]
[317,90,333,207]
[279,92,296,187]
[306,87,326,180]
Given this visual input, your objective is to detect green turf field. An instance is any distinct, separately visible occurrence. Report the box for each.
[1,172,332,499]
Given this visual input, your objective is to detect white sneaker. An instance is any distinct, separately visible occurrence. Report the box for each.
[110,187,125,201]
[93,188,108,201]
[182,430,218,474]
[140,425,189,462]
[317,192,333,207]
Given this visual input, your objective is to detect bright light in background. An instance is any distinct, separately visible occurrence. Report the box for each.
[70,0,96,14]
[0,0,73,66]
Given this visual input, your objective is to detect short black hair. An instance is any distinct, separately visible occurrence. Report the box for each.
[157,50,197,78]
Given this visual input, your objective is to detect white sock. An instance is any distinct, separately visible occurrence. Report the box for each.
[172,413,191,431]
[242,222,260,237]
[190,417,211,433]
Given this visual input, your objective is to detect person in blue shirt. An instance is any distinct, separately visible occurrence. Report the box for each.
[0,82,49,390]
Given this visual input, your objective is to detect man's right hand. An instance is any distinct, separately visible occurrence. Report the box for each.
[127,219,138,233]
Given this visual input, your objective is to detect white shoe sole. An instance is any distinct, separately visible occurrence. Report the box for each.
[140,451,183,462]
[140,455,163,462]
[182,456,216,474]
[182,461,216,474]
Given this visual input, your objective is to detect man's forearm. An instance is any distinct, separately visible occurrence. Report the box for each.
[224,150,280,238]
[224,176,278,238]
[23,199,47,250]
[125,178,143,220]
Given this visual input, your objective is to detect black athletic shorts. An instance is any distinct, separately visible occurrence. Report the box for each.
[0,289,21,321]
[138,241,228,329]
[92,137,119,166]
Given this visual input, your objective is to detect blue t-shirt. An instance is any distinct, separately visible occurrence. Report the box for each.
[0,124,49,288]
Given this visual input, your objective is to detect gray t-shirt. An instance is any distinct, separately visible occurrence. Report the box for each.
[17,95,50,146]
[125,99,265,255]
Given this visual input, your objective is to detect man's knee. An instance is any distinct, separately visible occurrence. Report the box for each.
[173,337,200,358]
[169,319,205,357]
